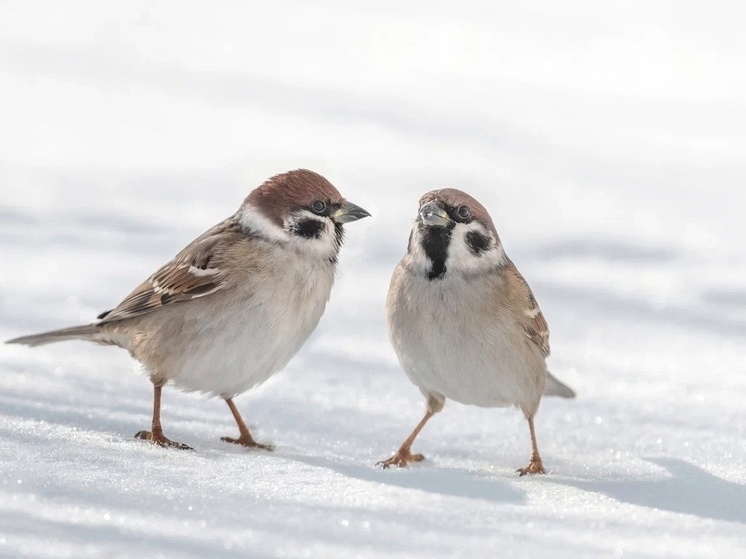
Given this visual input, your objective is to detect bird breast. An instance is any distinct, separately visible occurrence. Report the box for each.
[386,265,545,411]
[136,246,336,397]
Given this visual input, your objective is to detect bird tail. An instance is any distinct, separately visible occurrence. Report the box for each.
[6,324,101,347]
[544,371,576,398]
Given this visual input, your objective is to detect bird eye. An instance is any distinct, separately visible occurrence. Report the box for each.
[311,200,327,214]
[457,205,471,219]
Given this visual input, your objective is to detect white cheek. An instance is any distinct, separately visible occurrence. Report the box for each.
[403,224,434,275]
[448,222,506,273]
[237,204,290,243]
[284,211,340,259]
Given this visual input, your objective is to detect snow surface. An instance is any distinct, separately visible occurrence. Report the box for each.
[1,1,746,557]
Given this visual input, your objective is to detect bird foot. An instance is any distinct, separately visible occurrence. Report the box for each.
[517,456,546,476]
[135,430,194,450]
[221,435,274,451]
[376,448,425,469]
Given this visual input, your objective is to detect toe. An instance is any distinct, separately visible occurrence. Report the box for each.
[516,463,546,476]
[221,436,274,451]
[377,450,424,469]
[135,430,193,450]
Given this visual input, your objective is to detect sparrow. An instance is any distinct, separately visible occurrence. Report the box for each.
[378,188,575,475]
[7,169,370,450]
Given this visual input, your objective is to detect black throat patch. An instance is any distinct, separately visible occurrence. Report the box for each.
[419,224,453,280]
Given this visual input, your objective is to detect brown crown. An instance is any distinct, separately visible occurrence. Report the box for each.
[419,188,499,237]
[245,169,344,226]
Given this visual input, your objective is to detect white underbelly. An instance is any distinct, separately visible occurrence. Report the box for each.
[167,271,333,397]
[388,272,543,409]
[171,309,316,396]
[395,324,535,408]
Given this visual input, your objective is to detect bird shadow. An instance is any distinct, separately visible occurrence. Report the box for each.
[286,453,526,506]
[557,457,746,524]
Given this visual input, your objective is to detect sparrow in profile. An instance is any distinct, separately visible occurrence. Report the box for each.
[378,189,574,475]
[7,169,370,450]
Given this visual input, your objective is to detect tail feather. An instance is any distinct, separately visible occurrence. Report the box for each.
[544,371,576,399]
[6,324,101,347]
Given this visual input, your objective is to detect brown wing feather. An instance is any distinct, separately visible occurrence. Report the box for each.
[524,291,550,358]
[503,263,551,358]
[98,219,242,323]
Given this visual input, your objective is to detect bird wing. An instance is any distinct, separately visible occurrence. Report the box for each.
[97,219,244,323]
[503,263,551,358]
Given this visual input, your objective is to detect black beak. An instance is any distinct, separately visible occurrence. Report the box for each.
[333,201,371,224]
[419,201,452,227]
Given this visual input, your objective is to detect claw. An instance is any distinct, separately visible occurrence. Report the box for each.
[517,457,546,476]
[221,435,274,451]
[135,430,194,451]
[376,448,425,469]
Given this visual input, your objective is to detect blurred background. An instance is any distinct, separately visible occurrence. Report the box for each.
[3,0,746,397]
[1,2,745,557]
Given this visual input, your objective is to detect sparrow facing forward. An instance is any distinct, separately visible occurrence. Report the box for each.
[7,169,370,450]
[379,188,574,475]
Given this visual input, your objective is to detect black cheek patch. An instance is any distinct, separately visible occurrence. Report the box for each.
[466,231,491,256]
[292,218,325,239]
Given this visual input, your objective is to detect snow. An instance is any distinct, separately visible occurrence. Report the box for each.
[1,1,746,557]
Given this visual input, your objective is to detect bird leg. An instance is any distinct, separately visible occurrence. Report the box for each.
[517,415,546,476]
[135,384,193,450]
[377,410,435,468]
[221,397,274,450]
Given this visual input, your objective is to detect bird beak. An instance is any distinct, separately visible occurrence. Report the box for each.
[419,201,452,227]
[332,201,372,224]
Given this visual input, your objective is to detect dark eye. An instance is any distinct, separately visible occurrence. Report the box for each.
[311,200,326,214]
[457,205,471,219]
